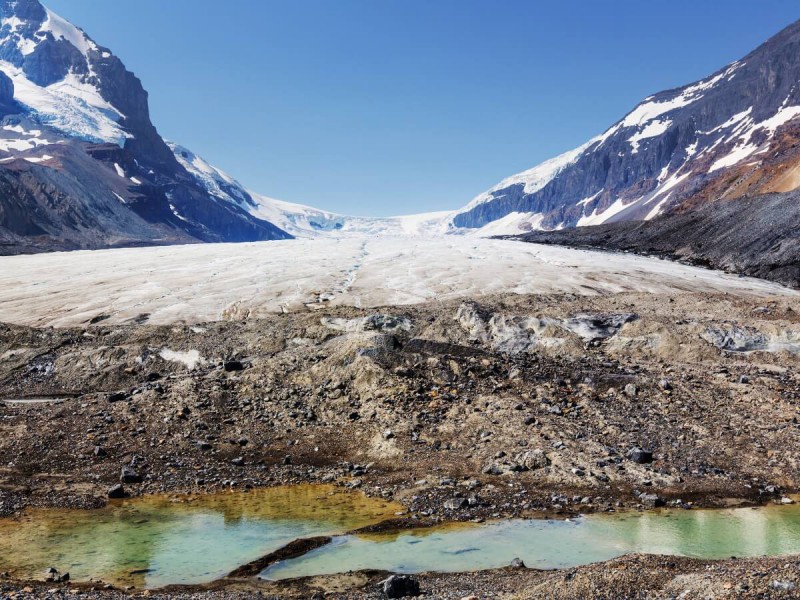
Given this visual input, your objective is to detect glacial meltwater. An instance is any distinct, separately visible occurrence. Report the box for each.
[263,502,800,581]
[2,488,800,590]
[0,485,401,589]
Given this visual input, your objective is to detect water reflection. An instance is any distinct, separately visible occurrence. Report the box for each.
[0,484,400,588]
[263,504,800,580]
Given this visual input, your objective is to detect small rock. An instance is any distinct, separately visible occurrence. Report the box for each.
[120,467,142,484]
[94,446,107,457]
[639,493,665,508]
[739,375,751,384]
[772,580,796,591]
[107,392,126,403]
[231,457,245,467]
[627,447,653,464]
[383,429,395,440]
[510,557,526,569]
[624,384,637,397]
[444,497,468,510]
[223,360,245,372]
[482,462,505,476]
[108,484,126,499]
[514,449,550,470]
[382,574,420,598]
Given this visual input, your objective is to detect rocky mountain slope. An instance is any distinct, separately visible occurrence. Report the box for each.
[510,191,800,288]
[0,0,291,254]
[452,19,800,236]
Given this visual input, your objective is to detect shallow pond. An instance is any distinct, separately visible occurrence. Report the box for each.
[263,502,800,580]
[2,486,800,590]
[0,484,400,588]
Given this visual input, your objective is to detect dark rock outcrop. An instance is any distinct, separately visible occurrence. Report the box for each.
[0,71,18,117]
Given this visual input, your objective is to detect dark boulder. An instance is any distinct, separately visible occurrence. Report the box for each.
[627,447,653,464]
[120,467,142,484]
[107,484,126,499]
[382,575,421,598]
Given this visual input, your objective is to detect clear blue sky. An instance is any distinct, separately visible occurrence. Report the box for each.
[45,0,799,216]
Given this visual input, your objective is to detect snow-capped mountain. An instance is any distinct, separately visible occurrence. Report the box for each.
[171,142,453,238]
[452,19,800,236]
[0,0,290,253]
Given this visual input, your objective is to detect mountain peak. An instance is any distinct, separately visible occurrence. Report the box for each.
[452,19,800,235]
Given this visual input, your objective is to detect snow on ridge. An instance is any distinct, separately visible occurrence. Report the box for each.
[459,141,594,214]
[169,141,455,239]
[248,189,453,238]
[455,61,746,223]
[469,211,545,237]
[168,142,252,207]
[0,5,132,146]
[41,7,98,59]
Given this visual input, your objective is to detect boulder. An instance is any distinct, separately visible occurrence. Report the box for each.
[444,497,468,510]
[514,449,550,470]
[120,467,142,484]
[108,484,126,499]
[223,360,245,372]
[627,447,653,464]
[382,575,421,598]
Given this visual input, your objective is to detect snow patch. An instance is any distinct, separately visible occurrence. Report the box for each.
[577,198,630,227]
[628,119,672,153]
[709,142,760,173]
[159,349,204,370]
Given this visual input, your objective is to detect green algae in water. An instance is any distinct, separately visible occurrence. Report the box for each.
[0,484,401,589]
[262,503,800,580]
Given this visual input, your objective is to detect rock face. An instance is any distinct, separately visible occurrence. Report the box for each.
[0,0,291,253]
[0,72,16,117]
[453,19,800,235]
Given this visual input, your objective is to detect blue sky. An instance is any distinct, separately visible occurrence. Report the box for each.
[46,0,800,216]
